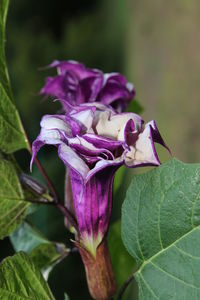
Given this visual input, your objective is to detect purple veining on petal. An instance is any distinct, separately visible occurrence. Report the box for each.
[69,165,119,254]
[64,169,76,232]
[97,74,135,111]
[70,107,95,132]
[83,133,123,150]
[68,136,115,160]
[65,115,84,136]
[79,75,103,103]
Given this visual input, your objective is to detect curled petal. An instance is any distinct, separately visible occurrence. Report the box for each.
[83,133,123,150]
[65,115,84,136]
[70,107,95,132]
[40,115,70,132]
[86,158,123,183]
[40,75,77,102]
[124,120,169,167]
[30,128,64,171]
[80,154,101,164]
[51,60,102,79]
[68,136,114,160]
[79,75,103,103]
[97,73,135,111]
[30,114,72,171]
[150,120,171,154]
[103,73,127,85]
[58,144,89,179]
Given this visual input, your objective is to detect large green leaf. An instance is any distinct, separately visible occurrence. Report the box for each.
[10,221,70,279]
[0,159,30,239]
[0,0,29,153]
[122,158,200,299]
[0,252,55,299]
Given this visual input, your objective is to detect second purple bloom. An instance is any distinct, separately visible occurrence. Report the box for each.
[40,60,135,112]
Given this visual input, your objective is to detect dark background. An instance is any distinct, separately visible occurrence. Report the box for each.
[1,0,200,299]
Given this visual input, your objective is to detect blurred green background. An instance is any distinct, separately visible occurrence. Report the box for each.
[1,0,200,299]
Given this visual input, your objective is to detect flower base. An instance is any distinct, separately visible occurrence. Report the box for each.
[77,239,116,300]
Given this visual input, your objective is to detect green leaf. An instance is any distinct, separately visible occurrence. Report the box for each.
[0,0,10,97]
[0,252,55,300]
[10,221,50,253]
[108,220,135,296]
[0,159,30,239]
[10,221,70,279]
[122,158,200,299]
[0,0,29,153]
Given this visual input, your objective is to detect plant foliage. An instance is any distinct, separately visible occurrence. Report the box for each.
[122,158,200,299]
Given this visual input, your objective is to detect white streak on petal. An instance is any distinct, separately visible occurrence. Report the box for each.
[68,137,98,151]
[41,115,71,133]
[58,144,89,179]
[71,109,94,131]
[39,128,62,144]
[103,73,118,85]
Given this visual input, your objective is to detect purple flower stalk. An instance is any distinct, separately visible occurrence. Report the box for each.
[40,60,135,112]
[31,102,168,257]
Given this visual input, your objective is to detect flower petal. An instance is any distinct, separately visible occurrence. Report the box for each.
[70,165,118,256]
[79,75,103,103]
[41,115,70,132]
[70,107,95,132]
[30,128,63,171]
[149,120,171,153]
[96,111,143,141]
[58,144,89,179]
[40,60,135,112]
[86,158,123,183]
[64,169,76,233]
[83,133,123,150]
[97,73,135,111]
[124,120,167,167]
[48,60,102,79]
[68,136,114,160]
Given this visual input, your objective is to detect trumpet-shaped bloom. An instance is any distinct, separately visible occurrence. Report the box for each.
[40,60,135,112]
[31,102,168,256]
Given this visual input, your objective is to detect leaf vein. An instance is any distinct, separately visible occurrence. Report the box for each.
[151,261,200,289]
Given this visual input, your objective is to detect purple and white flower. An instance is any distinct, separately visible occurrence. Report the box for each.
[40,60,135,112]
[31,102,168,257]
